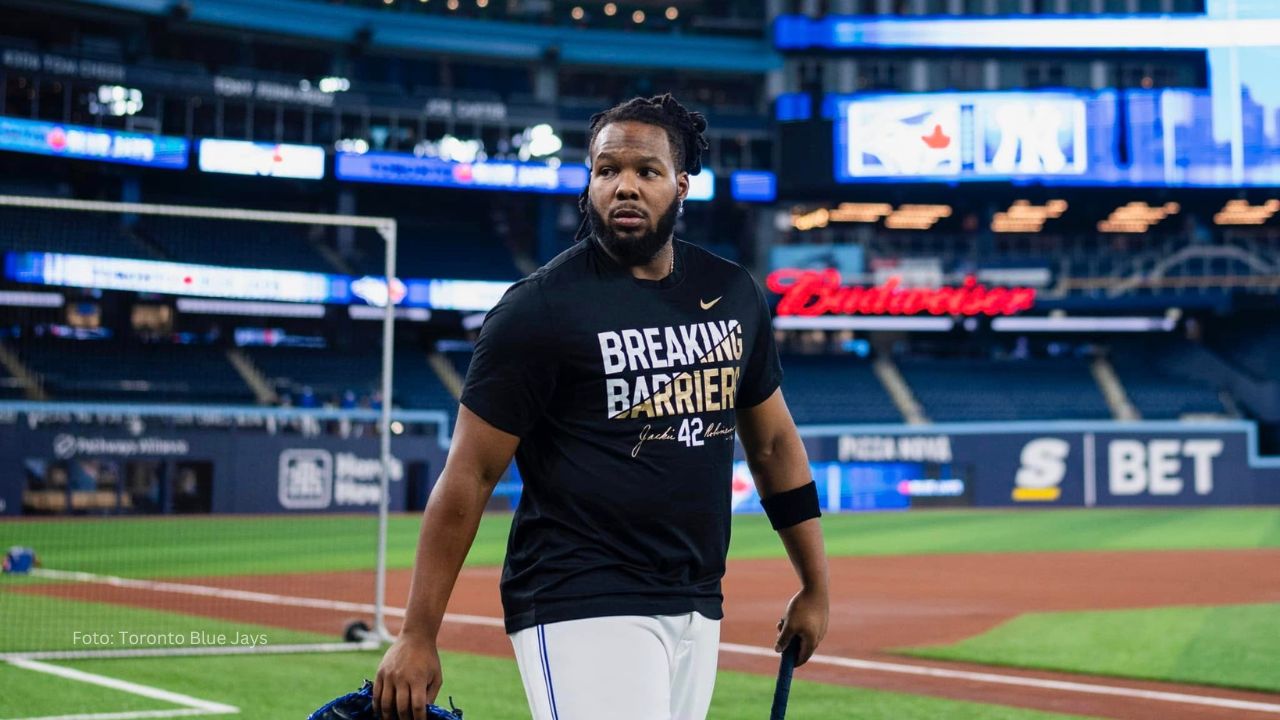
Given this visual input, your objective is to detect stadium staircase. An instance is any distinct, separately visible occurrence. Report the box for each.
[427,352,465,399]
[225,349,279,405]
[871,357,928,424]
[1089,356,1140,421]
[0,341,46,401]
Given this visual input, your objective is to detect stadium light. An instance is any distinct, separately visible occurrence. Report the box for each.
[572,6,584,20]
[514,124,562,161]
[991,199,1068,233]
[884,204,951,230]
[335,138,369,155]
[633,10,645,23]
[1098,201,1179,233]
[1213,199,1279,225]
[91,85,143,117]
[603,3,616,16]
[318,77,351,93]
[666,7,678,20]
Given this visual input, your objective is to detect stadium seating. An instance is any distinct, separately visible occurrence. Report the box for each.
[2,208,136,257]
[898,356,1110,422]
[135,216,334,273]
[1108,338,1230,418]
[776,355,902,424]
[247,347,457,412]
[1209,315,1280,383]
[24,342,255,404]
[368,222,525,280]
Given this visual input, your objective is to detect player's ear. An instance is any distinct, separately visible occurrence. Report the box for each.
[676,171,689,203]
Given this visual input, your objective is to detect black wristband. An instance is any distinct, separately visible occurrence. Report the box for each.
[760,481,821,531]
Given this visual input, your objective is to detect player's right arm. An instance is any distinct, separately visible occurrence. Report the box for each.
[374,405,520,720]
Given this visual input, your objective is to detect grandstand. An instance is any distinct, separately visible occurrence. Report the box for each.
[0,0,1275,448]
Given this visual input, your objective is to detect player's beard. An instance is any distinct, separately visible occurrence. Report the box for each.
[587,195,679,267]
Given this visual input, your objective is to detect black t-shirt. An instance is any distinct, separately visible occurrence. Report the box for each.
[460,235,783,633]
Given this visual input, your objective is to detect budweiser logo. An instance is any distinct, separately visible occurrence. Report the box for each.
[765,269,1036,317]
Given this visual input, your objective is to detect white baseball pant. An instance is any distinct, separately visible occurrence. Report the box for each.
[509,611,721,720]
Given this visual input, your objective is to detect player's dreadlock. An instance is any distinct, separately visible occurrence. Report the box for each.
[573,93,710,242]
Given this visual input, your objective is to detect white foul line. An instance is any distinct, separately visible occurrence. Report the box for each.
[719,642,1280,715]
[4,657,238,720]
[0,711,220,720]
[21,568,1280,715]
[26,568,505,630]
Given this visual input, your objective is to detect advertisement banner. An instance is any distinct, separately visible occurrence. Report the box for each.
[5,252,514,312]
[0,117,188,169]
[197,139,325,180]
[833,92,1102,184]
[787,421,1280,509]
[5,419,1275,516]
[337,152,716,200]
[0,426,446,516]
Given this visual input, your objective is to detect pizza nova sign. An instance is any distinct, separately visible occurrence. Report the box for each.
[765,269,1036,317]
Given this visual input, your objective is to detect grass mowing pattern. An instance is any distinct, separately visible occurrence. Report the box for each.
[900,603,1280,694]
[22,650,1097,720]
[0,592,334,653]
[2,508,1277,579]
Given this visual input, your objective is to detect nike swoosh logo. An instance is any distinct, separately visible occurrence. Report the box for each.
[700,297,722,310]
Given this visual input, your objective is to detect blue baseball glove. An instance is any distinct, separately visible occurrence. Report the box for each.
[308,680,462,720]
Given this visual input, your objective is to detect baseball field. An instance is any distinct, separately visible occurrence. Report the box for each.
[2,507,1278,720]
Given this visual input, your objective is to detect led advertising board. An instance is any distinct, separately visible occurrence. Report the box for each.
[0,117,188,169]
[833,92,1103,183]
[4,252,513,312]
[337,151,715,200]
[198,139,326,180]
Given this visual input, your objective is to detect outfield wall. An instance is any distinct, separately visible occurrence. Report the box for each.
[746,420,1280,512]
[2,408,1278,516]
[0,404,451,517]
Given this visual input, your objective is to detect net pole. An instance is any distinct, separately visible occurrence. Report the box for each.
[375,220,397,643]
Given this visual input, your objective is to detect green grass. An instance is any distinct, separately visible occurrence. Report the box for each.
[2,508,1277,579]
[0,661,174,716]
[1,649,1096,720]
[0,592,333,653]
[900,603,1280,694]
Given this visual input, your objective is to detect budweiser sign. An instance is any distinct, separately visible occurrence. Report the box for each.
[765,269,1036,317]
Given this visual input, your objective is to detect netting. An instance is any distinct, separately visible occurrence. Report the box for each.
[0,195,407,658]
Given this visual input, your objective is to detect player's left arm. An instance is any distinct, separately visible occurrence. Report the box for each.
[736,387,829,666]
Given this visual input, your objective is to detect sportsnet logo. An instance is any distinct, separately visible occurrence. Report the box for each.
[278,449,333,509]
[278,449,404,510]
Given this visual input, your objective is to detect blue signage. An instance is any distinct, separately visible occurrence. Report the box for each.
[773,14,1280,52]
[337,151,716,200]
[0,117,188,169]
[833,91,1112,184]
[730,170,778,202]
[336,152,589,195]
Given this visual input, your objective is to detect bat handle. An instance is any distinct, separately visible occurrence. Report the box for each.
[769,637,800,720]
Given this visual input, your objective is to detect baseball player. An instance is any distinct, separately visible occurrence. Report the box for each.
[375,93,829,720]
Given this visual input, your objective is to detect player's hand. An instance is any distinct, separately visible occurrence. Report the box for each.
[775,585,829,667]
[375,631,442,720]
